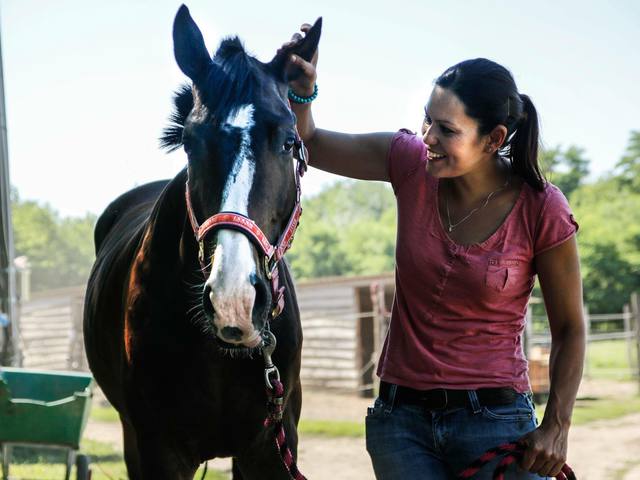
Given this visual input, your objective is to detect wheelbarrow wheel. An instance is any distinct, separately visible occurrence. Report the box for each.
[76,453,91,480]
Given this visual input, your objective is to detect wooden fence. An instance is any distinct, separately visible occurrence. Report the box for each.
[17,286,87,371]
[12,283,640,395]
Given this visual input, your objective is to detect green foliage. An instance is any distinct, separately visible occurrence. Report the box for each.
[541,145,590,198]
[288,180,397,280]
[615,130,640,191]
[7,131,640,312]
[571,177,640,312]
[11,193,96,292]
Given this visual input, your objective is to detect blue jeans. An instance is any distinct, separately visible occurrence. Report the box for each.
[365,385,549,479]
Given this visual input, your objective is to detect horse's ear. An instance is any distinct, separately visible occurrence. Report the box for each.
[173,5,212,82]
[268,17,322,83]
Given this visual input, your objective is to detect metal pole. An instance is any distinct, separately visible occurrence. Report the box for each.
[583,305,590,380]
[0,13,21,366]
[623,303,633,378]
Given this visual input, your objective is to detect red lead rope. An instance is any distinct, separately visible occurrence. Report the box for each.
[457,442,576,480]
[264,378,307,480]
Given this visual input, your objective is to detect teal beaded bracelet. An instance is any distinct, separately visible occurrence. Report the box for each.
[288,84,318,104]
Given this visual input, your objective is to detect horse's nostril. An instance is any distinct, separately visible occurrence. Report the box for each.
[220,326,243,341]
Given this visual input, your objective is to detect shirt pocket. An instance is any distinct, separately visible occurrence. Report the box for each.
[485,258,522,293]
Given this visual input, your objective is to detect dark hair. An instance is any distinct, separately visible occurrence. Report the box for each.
[435,58,545,191]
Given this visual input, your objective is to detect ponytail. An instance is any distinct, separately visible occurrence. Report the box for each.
[509,94,545,191]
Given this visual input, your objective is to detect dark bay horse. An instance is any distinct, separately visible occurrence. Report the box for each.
[83,5,320,479]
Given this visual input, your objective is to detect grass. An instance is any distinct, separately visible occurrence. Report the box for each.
[91,403,366,438]
[299,419,365,437]
[90,404,120,423]
[6,439,227,480]
[585,339,638,380]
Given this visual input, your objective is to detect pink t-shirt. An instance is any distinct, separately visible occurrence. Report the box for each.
[377,130,579,393]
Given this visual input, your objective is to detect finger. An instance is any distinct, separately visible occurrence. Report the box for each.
[548,460,566,478]
[538,459,558,477]
[529,455,548,475]
[290,32,303,42]
[277,40,295,53]
[300,23,312,32]
[519,447,536,471]
[290,55,316,77]
[555,471,568,480]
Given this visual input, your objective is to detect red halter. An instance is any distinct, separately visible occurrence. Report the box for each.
[185,133,308,319]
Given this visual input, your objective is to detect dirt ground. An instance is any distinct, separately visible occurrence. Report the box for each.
[86,379,640,479]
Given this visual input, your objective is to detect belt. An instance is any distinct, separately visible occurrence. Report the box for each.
[379,381,518,411]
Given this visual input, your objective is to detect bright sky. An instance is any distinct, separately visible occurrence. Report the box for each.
[1,0,639,217]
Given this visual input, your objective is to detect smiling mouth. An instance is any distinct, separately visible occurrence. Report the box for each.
[427,151,447,161]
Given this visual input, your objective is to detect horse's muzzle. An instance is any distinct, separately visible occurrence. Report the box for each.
[201,272,270,347]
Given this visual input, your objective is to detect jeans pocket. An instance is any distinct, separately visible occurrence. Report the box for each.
[481,394,534,422]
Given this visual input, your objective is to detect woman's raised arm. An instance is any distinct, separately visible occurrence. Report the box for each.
[285,25,394,182]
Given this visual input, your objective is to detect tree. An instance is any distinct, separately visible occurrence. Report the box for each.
[615,130,640,191]
[288,180,397,279]
[11,192,96,292]
[571,177,640,312]
[541,145,590,198]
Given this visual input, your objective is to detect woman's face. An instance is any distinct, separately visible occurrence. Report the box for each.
[422,86,491,178]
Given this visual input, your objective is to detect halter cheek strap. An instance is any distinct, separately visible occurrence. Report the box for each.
[185,133,308,319]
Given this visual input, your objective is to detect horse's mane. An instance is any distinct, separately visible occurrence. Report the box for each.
[160,37,261,152]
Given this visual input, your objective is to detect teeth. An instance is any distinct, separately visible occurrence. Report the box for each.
[428,152,446,159]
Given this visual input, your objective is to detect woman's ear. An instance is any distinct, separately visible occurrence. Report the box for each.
[487,125,508,151]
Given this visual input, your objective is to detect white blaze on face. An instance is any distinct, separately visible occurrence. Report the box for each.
[205,104,261,347]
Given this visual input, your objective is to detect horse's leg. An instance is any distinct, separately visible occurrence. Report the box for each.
[234,414,303,479]
[136,434,199,480]
[120,416,143,480]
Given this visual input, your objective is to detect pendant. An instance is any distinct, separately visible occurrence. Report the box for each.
[448,225,453,232]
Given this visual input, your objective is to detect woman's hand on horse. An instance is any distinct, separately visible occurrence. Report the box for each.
[518,423,569,477]
[279,23,318,97]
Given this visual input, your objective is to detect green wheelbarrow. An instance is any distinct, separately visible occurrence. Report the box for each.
[0,367,94,480]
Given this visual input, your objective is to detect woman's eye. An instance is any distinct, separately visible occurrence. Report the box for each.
[282,138,295,153]
[441,126,453,134]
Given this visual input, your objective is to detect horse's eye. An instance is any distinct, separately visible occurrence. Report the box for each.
[282,138,295,154]
[182,138,192,155]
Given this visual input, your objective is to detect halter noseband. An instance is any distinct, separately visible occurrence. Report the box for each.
[185,133,308,319]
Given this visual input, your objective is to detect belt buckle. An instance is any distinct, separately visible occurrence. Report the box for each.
[423,388,448,410]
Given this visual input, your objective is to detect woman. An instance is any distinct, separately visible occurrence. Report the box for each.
[283,25,585,480]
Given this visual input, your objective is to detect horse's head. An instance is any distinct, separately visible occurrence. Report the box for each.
[162,5,320,349]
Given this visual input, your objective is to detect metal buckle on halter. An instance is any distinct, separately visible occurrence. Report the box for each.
[264,256,272,280]
[198,241,205,265]
[294,138,308,173]
[262,330,280,390]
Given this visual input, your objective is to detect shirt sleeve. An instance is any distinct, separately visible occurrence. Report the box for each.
[534,184,579,255]
[387,129,426,194]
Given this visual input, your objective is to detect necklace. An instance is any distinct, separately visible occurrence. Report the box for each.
[445,176,510,233]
